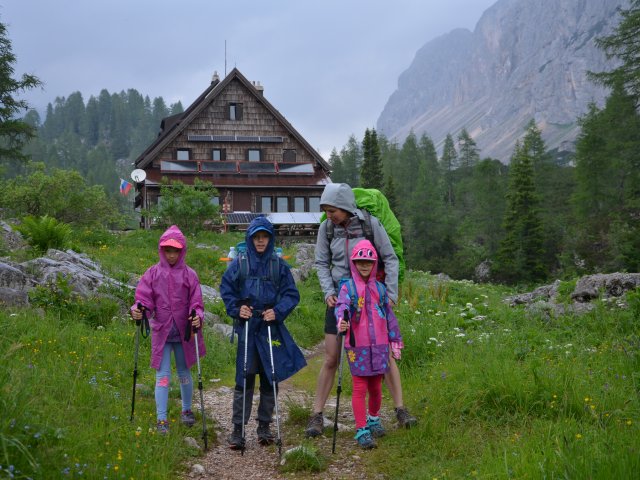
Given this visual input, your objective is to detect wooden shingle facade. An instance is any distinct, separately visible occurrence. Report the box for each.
[134,68,331,229]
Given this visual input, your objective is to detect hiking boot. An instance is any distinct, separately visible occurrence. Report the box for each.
[156,420,170,435]
[181,409,195,427]
[395,407,417,428]
[305,412,324,438]
[227,424,244,450]
[257,422,275,446]
[366,416,386,438]
[355,427,376,449]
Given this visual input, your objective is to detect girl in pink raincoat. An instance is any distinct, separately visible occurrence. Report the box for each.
[131,225,206,434]
[336,239,403,449]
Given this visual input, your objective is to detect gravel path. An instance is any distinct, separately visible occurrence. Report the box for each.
[182,345,391,479]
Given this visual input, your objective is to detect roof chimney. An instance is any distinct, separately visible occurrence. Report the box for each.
[212,70,220,84]
[254,80,264,96]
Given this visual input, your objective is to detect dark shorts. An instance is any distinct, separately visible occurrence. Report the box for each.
[324,305,337,335]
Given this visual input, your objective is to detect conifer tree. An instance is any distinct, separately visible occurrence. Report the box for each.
[383,174,399,215]
[360,128,384,189]
[457,128,480,168]
[440,133,457,205]
[494,141,546,283]
[339,135,362,187]
[0,21,41,164]
[328,148,345,182]
[591,0,640,103]
[571,80,640,271]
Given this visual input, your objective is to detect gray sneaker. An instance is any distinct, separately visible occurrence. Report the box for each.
[227,424,244,450]
[181,410,196,427]
[395,407,417,428]
[305,412,324,438]
[156,419,170,435]
[257,422,275,445]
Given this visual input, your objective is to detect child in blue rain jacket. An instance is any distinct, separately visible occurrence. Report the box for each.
[220,217,306,448]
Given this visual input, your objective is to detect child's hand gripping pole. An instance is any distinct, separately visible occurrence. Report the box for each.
[332,311,350,454]
[189,308,208,450]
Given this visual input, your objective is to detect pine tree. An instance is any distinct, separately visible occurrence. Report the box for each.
[591,0,640,103]
[494,141,546,283]
[360,128,384,189]
[383,174,399,215]
[440,133,457,205]
[328,148,345,182]
[521,119,573,273]
[406,134,446,271]
[0,21,41,164]
[457,128,480,168]
[571,81,640,271]
[339,135,361,187]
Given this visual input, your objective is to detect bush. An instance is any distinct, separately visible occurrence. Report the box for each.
[28,274,120,328]
[0,163,123,227]
[145,177,221,234]
[16,215,71,253]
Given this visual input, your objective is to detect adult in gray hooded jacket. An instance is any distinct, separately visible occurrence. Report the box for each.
[305,183,417,438]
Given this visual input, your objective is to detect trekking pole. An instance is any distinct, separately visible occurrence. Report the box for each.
[240,299,250,455]
[266,316,282,457]
[130,303,148,422]
[191,309,208,450]
[332,313,348,454]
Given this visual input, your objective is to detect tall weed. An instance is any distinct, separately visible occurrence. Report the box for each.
[15,215,71,253]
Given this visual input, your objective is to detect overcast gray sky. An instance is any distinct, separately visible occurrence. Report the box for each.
[4,0,496,159]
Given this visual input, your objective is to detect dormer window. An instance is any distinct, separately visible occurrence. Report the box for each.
[229,103,243,121]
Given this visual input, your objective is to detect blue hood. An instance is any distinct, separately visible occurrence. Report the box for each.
[246,216,275,262]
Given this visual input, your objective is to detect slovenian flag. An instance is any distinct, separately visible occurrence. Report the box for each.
[119,178,132,195]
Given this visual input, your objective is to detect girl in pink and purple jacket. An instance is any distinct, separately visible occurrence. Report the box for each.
[131,225,206,434]
[336,239,403,449]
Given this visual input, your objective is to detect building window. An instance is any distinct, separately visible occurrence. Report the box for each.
[309,196,321,212]
[176,149,190,161]
[276,197,288,212]
[247,149,261,162]
[212,148,226,161]
[229,103,243,121]
[210,196,220,206]
[283,149,296,162]
[293,197,305,212]
[261,196,272,213]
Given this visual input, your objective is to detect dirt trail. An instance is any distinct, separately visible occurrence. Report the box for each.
[183,346,388,479]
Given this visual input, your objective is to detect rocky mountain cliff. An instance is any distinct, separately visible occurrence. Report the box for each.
[377,0,626,162]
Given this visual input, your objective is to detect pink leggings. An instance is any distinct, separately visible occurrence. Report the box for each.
[351,374,383,429]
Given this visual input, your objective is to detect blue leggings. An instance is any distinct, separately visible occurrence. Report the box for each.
[155,342,193,421]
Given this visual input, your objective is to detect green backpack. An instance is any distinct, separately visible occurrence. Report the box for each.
[324,187,405,282]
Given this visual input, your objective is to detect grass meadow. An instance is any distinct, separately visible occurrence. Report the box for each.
[1,229,639,479]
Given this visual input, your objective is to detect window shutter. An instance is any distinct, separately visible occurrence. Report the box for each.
[236,104,243,120]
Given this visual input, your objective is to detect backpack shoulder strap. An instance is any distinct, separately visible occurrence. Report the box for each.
[269,253,281,290]
[326,220,334,242]
[237,250,250,284]
[346,278,358,319]
[375,280,387,309]
[361,210,375,243]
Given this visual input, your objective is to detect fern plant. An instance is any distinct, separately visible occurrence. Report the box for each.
[16,215,71,253]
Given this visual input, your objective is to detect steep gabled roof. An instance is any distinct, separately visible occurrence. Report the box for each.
[135,68,330,171]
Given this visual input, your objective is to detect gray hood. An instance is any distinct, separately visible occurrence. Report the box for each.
[319,183,357,214]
